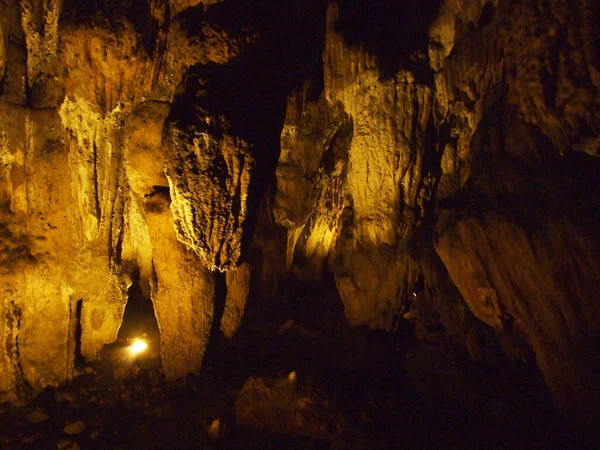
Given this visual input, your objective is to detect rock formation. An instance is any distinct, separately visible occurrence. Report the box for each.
[0,0,253,399]
[274,0,600,432]
[0,0,598,437]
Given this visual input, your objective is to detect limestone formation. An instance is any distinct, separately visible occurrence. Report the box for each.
[19,0,63,108]
[163,71,255,271]
[221,261,251,338]
[145,194,216,380]
[0,0,598,437]
[435,215,600,424]
[0,0,253,401]
[276,4,435,329]
[0,21,6,83]
[273,0,600,430]
[274,88,351,280]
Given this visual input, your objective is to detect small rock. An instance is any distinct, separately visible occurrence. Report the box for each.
[235,375,341,440]
[83,366,95,375]
[90,430,100,440]
[152,407,165,418]
[27,407,49,424]
[207,418,221,440]
[54,391,77,405]
[21,433,41,445]
[57,439,80,450]
[63,420,85,435]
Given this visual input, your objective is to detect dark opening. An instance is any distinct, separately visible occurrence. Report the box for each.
[74,299,85,369]
[117,269,161,359]
[203,271,227,364]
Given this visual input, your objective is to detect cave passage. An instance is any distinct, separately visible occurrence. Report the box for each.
[116,270,161,357]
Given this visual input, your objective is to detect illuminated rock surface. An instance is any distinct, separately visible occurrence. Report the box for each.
[0,0,598,443]
[0,0,249,399]
[163,67,255,271]
[273,0,600,433]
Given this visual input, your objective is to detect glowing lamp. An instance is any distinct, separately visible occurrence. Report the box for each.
[129,338,148,356]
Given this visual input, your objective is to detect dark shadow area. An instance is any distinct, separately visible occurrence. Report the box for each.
[73,299,85,370]
[478,1,496,27]
[438,96,600,239]
[0,272,587,449]
[203,271,228,364]
[335,0,441,81]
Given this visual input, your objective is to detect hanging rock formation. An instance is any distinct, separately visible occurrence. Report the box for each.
[163,66,255,271]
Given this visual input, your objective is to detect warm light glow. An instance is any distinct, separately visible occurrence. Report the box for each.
[129,338,148,356]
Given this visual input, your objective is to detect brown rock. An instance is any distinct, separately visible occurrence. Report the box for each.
[0,0,248,401]
[221,262,252,338]
[435,214,600,430]
[163,72,256,271]
[27,407,49,424]
[62,420,85,435]
[235,374,340,440]
[274,4,434,328]
[57,439,80,450]
[21,432,41,445]
[206,418,222,440]
[54,391,77,405]
[146,203,216,380]
[0,22,5,83]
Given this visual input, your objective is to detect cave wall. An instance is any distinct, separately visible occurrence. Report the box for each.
[0,0,599,433]
[274,0,600,430]
[0,0,255,401]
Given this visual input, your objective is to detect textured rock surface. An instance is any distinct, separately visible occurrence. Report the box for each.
[0,21,5,81]
[221,261,251,338]
[429,0,600,427]
[0,0,598,436]
[436,215,600,425]
[273,0,600,431]
[276,4,436,329]
[235,374,341,440]
[163,69,255,271]
[145,193,216,380]
[0,0,252,401]
[274,88,351,279]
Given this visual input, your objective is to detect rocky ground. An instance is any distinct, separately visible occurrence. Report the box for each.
[0,281,586,450]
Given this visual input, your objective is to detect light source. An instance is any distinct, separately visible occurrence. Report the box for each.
[128,338,148,356]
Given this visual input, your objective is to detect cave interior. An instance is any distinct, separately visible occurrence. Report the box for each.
[0,0,599,448]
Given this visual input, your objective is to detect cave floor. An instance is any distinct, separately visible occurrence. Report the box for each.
[0,288,585,450]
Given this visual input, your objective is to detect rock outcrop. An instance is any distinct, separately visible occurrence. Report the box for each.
[275,5,436,330]
[0,0,254,401]
[163,67,255,271]
[274,0,600,431]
